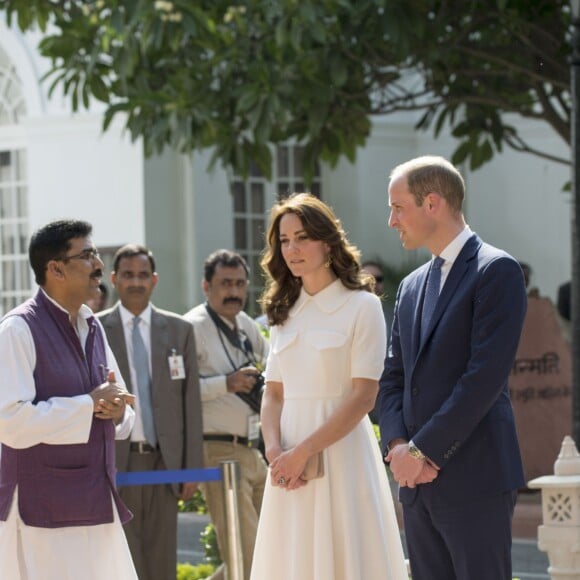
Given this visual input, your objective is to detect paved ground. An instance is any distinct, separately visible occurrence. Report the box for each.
[177,491,550,579]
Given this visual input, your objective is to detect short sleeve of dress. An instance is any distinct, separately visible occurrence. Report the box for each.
[264,325,282,382]
[350,293,387,380]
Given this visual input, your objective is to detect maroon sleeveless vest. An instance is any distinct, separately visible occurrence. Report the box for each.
[0,290,132,527]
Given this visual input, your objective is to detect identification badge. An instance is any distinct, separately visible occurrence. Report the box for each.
[168,351,186,380]
[247,413,261,445]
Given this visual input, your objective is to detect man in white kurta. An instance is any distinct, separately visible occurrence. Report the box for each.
[0,220,138,580]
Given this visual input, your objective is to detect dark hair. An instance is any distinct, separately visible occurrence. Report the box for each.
[203,249,249,282]
[390,155,465,213]
[518,261,531,288]
[361,260,384,273]
[113,244,156,273]
[260,193,373,326]
[29,219,93,285]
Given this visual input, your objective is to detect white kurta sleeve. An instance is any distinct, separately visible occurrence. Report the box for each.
[0,316,94,448]
[350,294,388,380]
[114,404,135,439]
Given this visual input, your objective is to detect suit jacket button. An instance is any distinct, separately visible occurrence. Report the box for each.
[408,424,416,434]
[411,388,418,396]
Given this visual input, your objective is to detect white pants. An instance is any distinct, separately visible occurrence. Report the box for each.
[0,489,138,580]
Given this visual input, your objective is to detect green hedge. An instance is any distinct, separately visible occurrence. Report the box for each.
[176,562,215,580]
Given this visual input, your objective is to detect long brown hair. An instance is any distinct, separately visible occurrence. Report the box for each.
[260,193,374,326]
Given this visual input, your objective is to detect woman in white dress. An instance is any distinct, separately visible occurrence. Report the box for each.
[251,193,408,580]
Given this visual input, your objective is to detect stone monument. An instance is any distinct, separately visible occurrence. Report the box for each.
[510,296,572,482]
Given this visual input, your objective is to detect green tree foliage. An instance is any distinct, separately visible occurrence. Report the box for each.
[1,0,571,178]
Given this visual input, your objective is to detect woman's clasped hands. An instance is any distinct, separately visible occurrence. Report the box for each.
[269,446,310,491]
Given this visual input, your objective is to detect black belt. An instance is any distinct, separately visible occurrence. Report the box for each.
[204,434,249,446]
[130,441,158,454]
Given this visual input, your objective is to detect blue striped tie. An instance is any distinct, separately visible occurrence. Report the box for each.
[421,256,444,340]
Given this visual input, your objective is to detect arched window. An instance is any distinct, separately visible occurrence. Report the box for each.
[0,44,26,125]
[0,43,30,315]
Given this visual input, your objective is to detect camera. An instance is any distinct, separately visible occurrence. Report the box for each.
[253,372,265,391]
[234,367,265,414]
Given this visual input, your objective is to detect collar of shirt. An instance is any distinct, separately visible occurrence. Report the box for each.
[40,288,93,341]
[436,226,473,287]
[218,311,238,332]
[119,302,152,329]
[290,278,350,318]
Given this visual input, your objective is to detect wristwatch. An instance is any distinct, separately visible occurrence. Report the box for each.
[408,441,426,461]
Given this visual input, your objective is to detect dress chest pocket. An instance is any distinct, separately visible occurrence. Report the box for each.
[304,330,349,396]
[305,330,348,351]
[272,331,298,355]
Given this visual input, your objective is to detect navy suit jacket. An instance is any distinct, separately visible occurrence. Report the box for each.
[378,233,527,504]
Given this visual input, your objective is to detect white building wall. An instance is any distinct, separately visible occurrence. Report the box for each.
[0,19,146,279]
[324,116,570,302]
[463,120,571,301]
[24,114,144,245]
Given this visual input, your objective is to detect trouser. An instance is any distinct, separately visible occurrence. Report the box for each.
[403,487,517,580]
[202,440,267,580]
[119,450,178,580]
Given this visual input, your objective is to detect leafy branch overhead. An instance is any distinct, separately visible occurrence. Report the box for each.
[2,0,572,179]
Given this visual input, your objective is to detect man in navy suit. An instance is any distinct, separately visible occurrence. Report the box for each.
[378,156,527,580]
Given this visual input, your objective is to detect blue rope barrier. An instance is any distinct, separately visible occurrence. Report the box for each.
[116,467,222,487]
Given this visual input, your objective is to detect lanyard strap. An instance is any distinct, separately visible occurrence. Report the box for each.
[205,303,256,372]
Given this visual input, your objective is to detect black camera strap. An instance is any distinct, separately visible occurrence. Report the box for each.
[204,303,263,414]
[204,303,256,370]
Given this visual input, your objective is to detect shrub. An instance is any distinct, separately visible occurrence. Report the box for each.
[176,562,215,580]
[178,489,208,514]
[201,523,222,567]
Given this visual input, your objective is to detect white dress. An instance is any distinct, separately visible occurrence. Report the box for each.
[251,280,407,580]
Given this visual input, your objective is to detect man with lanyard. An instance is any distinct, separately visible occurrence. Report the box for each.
[184,249,269,580]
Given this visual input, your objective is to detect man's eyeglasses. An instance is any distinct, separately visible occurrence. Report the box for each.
[58,248,101,262]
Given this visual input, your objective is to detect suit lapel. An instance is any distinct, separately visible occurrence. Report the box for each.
[150,306,169,394]
[103,305,133,393]
[419,234,481,348]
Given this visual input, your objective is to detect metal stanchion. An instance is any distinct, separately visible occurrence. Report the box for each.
[220,460,244,580]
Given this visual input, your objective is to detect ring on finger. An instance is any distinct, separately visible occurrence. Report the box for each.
[278,476,286,486]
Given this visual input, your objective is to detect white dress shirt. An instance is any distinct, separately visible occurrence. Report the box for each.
[437,226,473,291]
